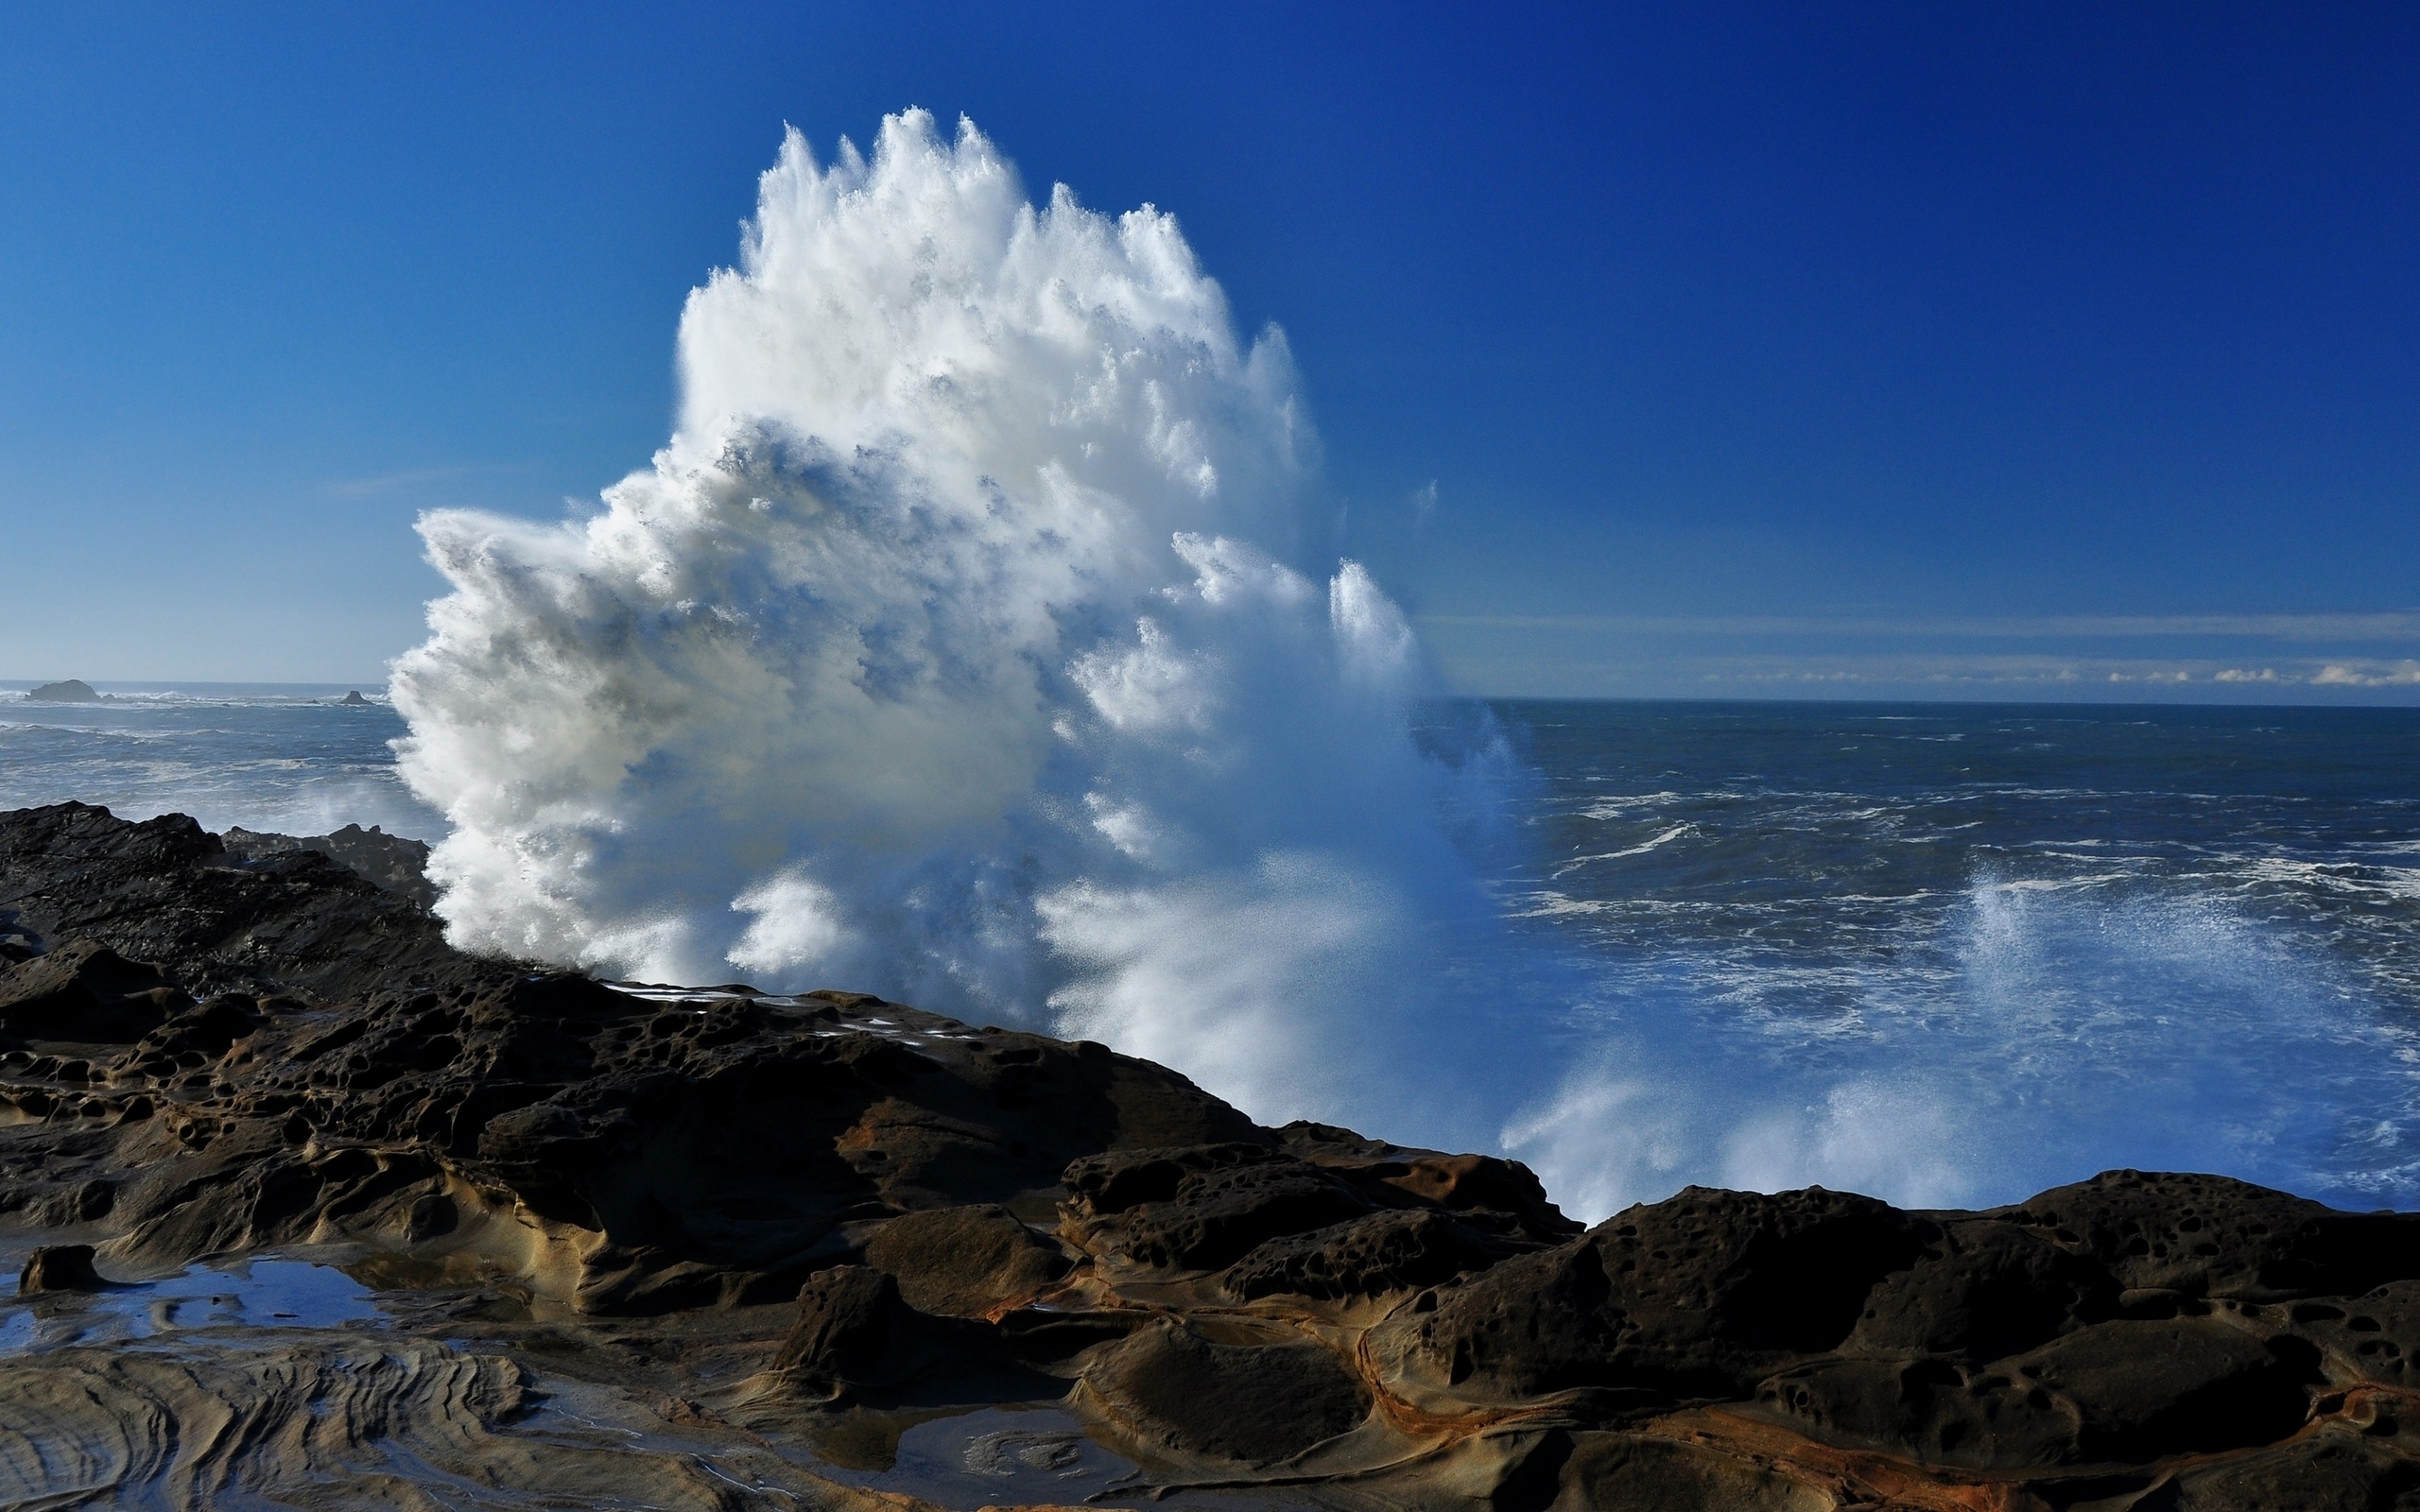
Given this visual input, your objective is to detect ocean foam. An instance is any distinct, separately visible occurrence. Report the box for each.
[1500,872,2420,1219]
[391,112,1510,1147]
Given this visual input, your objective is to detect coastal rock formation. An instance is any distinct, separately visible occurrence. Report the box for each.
[17,1243,106,1294]
[24,679,101,703]
[221,823,439,909]
[0,802,462,1000]
[4,799,2420,1509]
[0,1332,927,1510]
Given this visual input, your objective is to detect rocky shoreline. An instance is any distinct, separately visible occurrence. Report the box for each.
[3,800,2418,1508]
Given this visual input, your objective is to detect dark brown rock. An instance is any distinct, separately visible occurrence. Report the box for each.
[18,1243,104,1293]
[0,802,465,1001]
[2134,1435,2420,1511]
[0,802,1261,1312]
[767,1263,1038,1406]
[222,824,438,910]
[1548,1432,1831,1512]
[1843,1218,2118,1361]
[860,1204,1068,1316]
[1222,1207,1514,1300]
[1758,1353,2082,1469]
[1405,1186,1929,1401]
[2020,1317,2319,1463]
[1061,1140,1280,1215]
[1065,1148,1371,1272]
[1079,1317,1370,1467]
[1997,1168,2420,1301]
[1277,1122,1576,1243]
[2277,1281,2420,1385]
[771,1265,917,1389]
[1757,1319,2321,1470]
[0,938,186,1044]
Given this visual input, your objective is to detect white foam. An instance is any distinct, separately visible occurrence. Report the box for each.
[1551,823,1693,875]
[1507,874,2420,1220]
[391,111,1510,1147]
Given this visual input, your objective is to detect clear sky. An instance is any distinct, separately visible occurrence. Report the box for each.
[3,2,2415,700]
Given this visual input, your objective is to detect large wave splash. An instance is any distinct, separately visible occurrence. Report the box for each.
[391,111,1510,1147]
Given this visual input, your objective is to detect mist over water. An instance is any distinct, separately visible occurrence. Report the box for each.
[375,115,2420,1220]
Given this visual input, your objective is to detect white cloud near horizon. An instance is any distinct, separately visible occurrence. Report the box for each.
[2315,661,2420,687]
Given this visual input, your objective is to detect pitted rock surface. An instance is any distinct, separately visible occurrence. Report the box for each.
[8,801,2420,1510]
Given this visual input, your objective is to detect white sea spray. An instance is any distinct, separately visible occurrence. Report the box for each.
[390,111,1505,1148]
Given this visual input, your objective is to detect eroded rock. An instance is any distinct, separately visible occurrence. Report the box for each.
[0,938,186,1044]
[1997,1168,2420,1301]
[1396,1185,1929,1402]
[222,823,438,909]
[18,1243,105,1294]
[860,1203,1068,1316]
[5,799,2420,1511]
[1079,1317,1371,1468]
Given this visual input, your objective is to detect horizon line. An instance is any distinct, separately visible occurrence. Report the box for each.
[1413,610,2420,640]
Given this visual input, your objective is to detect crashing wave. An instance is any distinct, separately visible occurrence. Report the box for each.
[391,111,1509,1146]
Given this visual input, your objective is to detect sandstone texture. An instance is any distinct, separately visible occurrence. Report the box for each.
[2,799,2418,1509]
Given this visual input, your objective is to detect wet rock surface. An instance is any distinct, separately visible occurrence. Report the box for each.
[5,801,2420,1508]
[222,823,440,910]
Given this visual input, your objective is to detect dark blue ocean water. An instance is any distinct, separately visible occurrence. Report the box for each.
[7,684,2418,1213]
[1500,700,2420,1008]
[1477,700,2420,1215]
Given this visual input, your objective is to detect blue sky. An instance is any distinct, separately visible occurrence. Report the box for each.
[2,2,2415,699]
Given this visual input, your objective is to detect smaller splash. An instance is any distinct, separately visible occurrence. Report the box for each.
[1505,871,2420,1221]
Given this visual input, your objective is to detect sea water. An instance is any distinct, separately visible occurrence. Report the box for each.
[5,681,2416,1219]
[0,683,435,839]
[1479,699,2420,1218]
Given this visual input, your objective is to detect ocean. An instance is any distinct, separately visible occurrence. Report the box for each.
[0,683,437,840]
[1477,699,2420,1218]
[7,681,2417,1218]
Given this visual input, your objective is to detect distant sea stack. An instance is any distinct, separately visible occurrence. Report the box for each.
[25,679,101,703]
[339,690,371,706]
[4,799,2420,1508]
